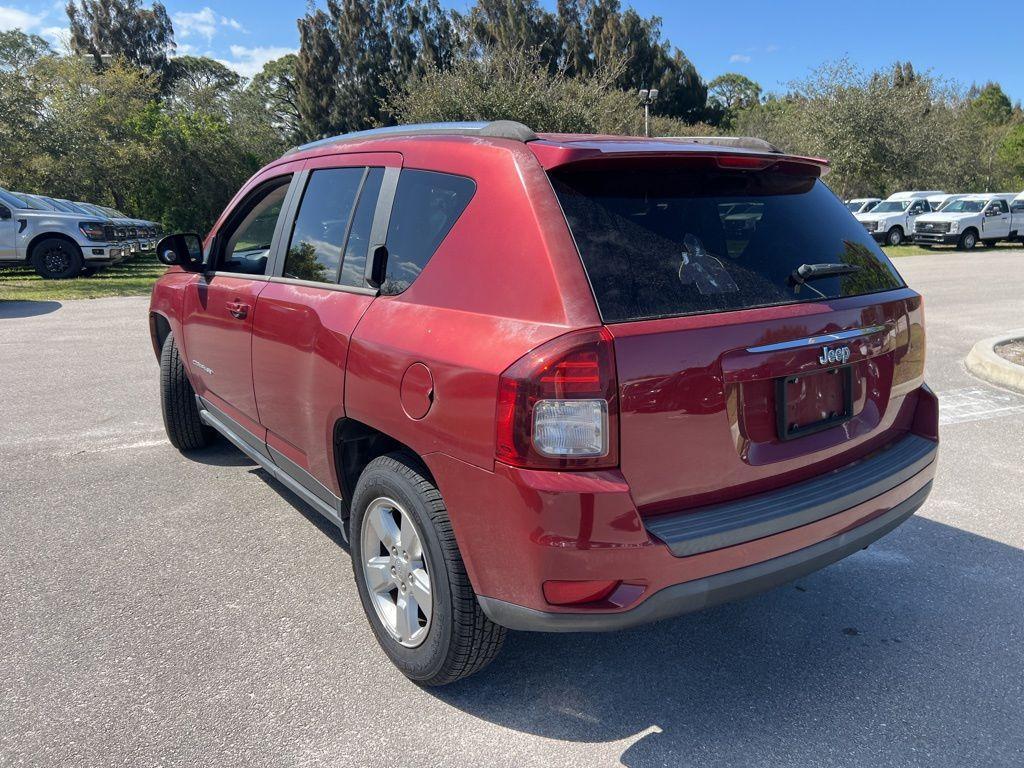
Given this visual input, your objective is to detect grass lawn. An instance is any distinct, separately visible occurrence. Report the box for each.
[884,241,1024,257]
[0,254,167,301]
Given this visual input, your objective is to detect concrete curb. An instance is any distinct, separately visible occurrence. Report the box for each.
[965,328,1024,395]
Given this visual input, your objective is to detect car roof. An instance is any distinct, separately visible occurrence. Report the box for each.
[280,120,830,174]
[886,191,945,200]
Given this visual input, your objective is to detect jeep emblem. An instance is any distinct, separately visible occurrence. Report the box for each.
[819,345,851,366]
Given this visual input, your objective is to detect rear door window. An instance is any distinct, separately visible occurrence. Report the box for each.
[550,168,904,323]
[338,168,384,288]
[284,168,364,283]
[382,170,475,295]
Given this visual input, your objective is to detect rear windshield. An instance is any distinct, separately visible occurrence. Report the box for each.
[550,168,904,323]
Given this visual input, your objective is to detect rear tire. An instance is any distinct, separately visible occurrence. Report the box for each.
[159,332,212,451]
[958,230,978,251]
[885,227,904,246]
[31,237,83,279]
[350,453,506,686]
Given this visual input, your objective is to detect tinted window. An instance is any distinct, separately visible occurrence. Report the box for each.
[382,170,475,294]
[1012,201,1024,213]
[339,168,384,288]
[551,169,904,323]
[284,168,363,283]
[220,177,291,276]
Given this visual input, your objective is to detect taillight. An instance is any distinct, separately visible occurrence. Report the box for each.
[496,327,618,470]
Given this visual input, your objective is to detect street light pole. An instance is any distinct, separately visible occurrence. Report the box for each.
[638,87,660,137]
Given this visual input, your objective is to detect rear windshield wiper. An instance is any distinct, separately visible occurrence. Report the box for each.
[789,262,861,297]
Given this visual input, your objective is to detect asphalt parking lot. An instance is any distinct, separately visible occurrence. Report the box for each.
[2,249,1024,767]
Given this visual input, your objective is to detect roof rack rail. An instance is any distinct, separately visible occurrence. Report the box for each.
[666,136,784,154]
[286,120,538,156]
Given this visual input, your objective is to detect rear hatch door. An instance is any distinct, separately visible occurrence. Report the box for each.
[547,154,926,515]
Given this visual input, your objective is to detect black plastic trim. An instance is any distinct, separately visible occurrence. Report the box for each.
[478,481,931,633]
[645,434,936,557]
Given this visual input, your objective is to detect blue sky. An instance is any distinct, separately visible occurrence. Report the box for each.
[2,0,1022,100]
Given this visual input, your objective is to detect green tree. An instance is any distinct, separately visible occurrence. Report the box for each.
[384,46,639,134]
[708,73,761,112]
[966,82,1013,126]
[295,9,339,141]
[998,123,1024,189]
[0,31,51,161]
[249,54,301,142]
[166,56,242,113]
[66,0,175,83]
[458,0,559,67]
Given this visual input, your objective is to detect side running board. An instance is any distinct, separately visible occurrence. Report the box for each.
[196,397,348,540]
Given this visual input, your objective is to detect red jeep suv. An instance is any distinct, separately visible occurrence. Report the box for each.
[150,121,938,685]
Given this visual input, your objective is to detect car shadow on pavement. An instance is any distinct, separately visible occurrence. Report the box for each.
[431,516,1023,767]
[250,466,350,551]
[179,441,258,468]
[0,299,62,319]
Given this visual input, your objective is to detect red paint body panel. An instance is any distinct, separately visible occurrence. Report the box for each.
[149,129,937,622]
[251,283,375,489]
[181,274,266,425]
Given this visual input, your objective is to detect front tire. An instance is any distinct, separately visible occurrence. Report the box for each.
[885,227,904,246]
[350,453,506,686]
[958,230,978,250]
[159,332,212,451]
[31,238,83,279]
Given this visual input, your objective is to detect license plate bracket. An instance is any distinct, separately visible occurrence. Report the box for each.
[776,366,853,441]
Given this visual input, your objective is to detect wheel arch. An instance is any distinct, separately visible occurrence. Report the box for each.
[333,418,437,512]
[149,311,172,361]
[27,231,84,260]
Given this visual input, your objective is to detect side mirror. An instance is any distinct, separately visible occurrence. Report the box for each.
[156,233,204,271]
[0,205,10,220]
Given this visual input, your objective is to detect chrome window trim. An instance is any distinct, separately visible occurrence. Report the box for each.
[745,325,887,354]
[267,275,377,295]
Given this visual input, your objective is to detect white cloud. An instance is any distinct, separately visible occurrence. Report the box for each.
[729,53,752,64]
[765,44,781,54]
[217,44,293,78]
[0,5,45,32]
[40,24,68,48]
[173,7,245,43]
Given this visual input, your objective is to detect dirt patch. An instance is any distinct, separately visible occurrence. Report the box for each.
[995,339,1024,367]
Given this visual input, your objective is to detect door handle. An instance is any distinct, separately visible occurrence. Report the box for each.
[226,301,249,319]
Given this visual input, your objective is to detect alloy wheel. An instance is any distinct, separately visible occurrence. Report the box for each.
[43,246,71,274]
[360,496,432,648]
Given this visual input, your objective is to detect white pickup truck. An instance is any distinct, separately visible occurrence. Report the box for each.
[855,191,945,246]
[912,193,1023,250]
[0,187,126,278]
[845,197,880,214]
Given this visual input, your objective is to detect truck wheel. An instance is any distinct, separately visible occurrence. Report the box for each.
[350,453,506,686]
[30,238,83,279]
[885,227,904,246]
[159,332,212,451]
[958,230,978,251]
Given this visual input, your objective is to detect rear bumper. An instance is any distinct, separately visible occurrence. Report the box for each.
[480,480,931,632]
[428,407,938,633]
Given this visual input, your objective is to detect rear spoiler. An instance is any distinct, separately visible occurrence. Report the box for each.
[529,139,830,177]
